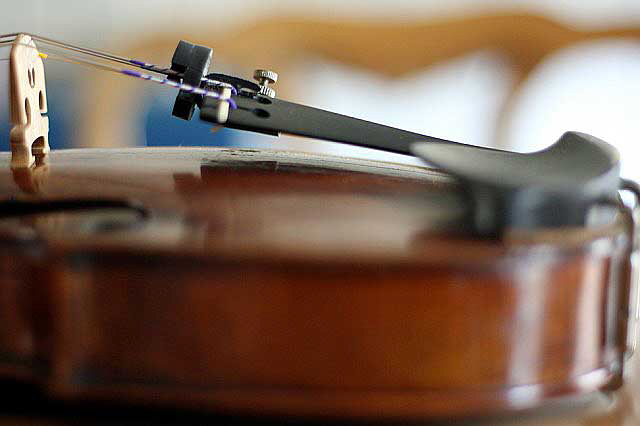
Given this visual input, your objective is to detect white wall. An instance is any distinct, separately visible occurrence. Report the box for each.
[3,0,640,44]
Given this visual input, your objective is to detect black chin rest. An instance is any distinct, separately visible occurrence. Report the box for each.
[411,132,621,236]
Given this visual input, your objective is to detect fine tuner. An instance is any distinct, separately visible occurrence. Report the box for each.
[253,69,278,98]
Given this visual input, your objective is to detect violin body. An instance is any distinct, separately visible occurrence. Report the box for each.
[0,148,635,420]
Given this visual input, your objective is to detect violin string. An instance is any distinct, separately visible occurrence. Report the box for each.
[0,39,235,94]
[0,40,237,109]
[0,45,237,110]
[40,49,238,109]
[0,33,218,85]
[31,34,185,78]
[0,36,237,93]
[0,32,166,74]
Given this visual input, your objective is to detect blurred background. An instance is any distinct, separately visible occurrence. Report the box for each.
[1,0,639,177]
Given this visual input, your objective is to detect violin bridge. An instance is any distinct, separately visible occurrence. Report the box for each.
[9,34,50,169]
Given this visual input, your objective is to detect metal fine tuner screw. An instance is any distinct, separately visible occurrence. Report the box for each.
[253,69,278,98]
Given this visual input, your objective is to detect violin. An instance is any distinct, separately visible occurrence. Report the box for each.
[0,33,639,423]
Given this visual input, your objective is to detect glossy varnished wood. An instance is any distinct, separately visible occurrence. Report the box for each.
[0,148,634,421]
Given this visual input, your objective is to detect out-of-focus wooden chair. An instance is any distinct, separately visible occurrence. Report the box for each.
[78,13,640,148]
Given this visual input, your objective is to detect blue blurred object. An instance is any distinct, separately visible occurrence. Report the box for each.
[0,76,73,151]
[0,77,236,150]
[143,91,235,147]
[0,117,8,151]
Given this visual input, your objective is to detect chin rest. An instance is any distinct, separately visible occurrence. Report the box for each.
[412,132,621,236]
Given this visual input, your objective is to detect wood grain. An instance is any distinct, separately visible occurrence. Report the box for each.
[0,149,634,423]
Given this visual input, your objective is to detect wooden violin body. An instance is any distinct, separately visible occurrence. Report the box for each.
[0,148,635,421]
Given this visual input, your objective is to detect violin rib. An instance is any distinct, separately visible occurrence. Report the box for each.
[0,149,632,419]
